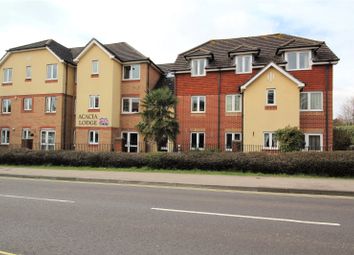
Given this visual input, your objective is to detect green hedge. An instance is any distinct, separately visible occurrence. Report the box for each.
[0,149,353,177]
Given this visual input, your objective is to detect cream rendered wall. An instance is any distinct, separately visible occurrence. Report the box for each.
[243,67,300,146]
[111,60,122,127]
[0,49,65,96]
[75,44,116,128]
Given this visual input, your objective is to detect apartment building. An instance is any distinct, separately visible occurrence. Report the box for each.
[166,33,339,151]
[0,38,162,152]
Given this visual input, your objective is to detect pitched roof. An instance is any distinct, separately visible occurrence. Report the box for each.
[184,48,213,59]
[171,33,339,71]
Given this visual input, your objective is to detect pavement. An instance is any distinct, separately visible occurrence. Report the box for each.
[0,166,354,196]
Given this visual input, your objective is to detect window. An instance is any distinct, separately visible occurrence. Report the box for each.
[41,130,55,150]
[191,96,206,113]
[122,132,139,153]
[23,128,31,139]
[236,55,252,74]
[300,92,323,111]
[92,60,99,74]
[264,132,278,149]
[285,51,311,70]
[23,98,32,111]
[122,98,139,113]
[3,68,12,83]
[45,96,57,113]
[190,132,205,150]
[266,89,276,105]
[123,64,140,80]
[89,130,99,145]
[304,133,323,151]
[226,94,241,112]
[26,66,32,79]
[2,99,11,114]
[1,128,10,145]
[191,59,207,76]
[89,95,100,109]
[46,64,58,80]
[225,132,241,151]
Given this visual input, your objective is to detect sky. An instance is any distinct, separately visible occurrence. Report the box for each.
[0,0,353,117]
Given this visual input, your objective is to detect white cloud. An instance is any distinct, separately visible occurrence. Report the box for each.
[0,0,353,116]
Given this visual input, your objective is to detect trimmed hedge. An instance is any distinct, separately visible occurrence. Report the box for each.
[0,149,353,177]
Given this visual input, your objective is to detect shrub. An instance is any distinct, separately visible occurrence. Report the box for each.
[275,126,305,152]
[333,127,352,150]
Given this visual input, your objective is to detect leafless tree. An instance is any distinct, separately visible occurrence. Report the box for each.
[338,96,354,125]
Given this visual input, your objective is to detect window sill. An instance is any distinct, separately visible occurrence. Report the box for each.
[88,143,99,146]
[265,105,277,110]
[286,67,312,71]
[121,112,139,115]
[122,79,141,82]
[191,74,206,77]
[88,109,100,112]
[91,74,99,78]
[300,109,323,112]
[191,111,206,114]
[45,112,56,114]
[25,79,32,82]
[262,147,279,151]
[2,82,12,86]
[1,113,11,115]
[0,144,10,146]
[45,79,58,83]
[235,71,252,74]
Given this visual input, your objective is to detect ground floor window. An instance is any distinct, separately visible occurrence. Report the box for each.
[304,133,323,151]
[1,128,10,145]
[225,132,241,151]
[41,129,55,150]
[22,128,32,139]
[263,132,277,149]
[89,130,99,145]
[190,132,205,150]
[122,132,139,153]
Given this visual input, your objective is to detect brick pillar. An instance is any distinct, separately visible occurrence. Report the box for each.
[114,138,122,152]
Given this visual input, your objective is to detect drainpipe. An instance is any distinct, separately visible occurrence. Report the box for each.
[217,69,221,150]
[325,65,330,151]
[62,63,69,150]
[241,88,244,152]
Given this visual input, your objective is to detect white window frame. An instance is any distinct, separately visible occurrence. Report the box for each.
[23,97,32,111]
[304,133,323,151]
[1,128,10,145]
[122,97,140,114]
[88,130,99,145]
[122,132,139,153]
[225,94,242,112]
[2,99,11,114]
[26,66,32,79]
[190,132,205,150]
[89,95,100,109]
[40,129,56,150]
[300,92,323,112]
[263,132,278,150]
[91,60,99,74]
[122,64,140,80]
[235,55,252,74]
[191,59,207,77]
[46,64,58,80]
[225,132,242,151]
[45,96,57,113]
[3,68,13,83]
[22,128,31,139]
[191,96,206,113]
[266,88,276,106]
[285,51,312,71]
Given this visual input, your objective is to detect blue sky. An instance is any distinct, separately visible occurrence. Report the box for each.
[0,0,353,116]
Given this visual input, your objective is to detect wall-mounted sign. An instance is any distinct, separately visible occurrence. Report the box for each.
[78,114,109,126]
[99,118,109,126]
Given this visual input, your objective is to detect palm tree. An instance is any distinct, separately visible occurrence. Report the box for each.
[137,86,179,151]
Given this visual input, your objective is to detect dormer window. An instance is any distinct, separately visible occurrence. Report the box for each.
[285,51,311,71]
[235,55,252,74]
[191,59,207,76]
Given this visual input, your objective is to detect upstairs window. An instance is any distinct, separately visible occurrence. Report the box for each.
[23,98,33,111]
[266,89,276,105]
[123,64,140,80]
[45,96,57,113]
[122,98,139,113]
[89,95,100,109]
[235,55,252,74]
[285,51,311,70]
[300,92,323,111]
[26,66,32,79]
[226,94,241,112]
[191,59,207,76]
[46,64,58,80]
[191,96,206,113]
[92,60,99,74]
[2,99,11,114]
[3,68,12,83]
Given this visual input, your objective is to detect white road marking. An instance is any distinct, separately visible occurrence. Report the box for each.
[151,207,341,227]
[0,194,75,203]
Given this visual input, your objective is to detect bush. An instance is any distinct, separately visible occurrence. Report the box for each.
[333,127,352,150]
[0,149,354,177]
[275,126,305,152]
